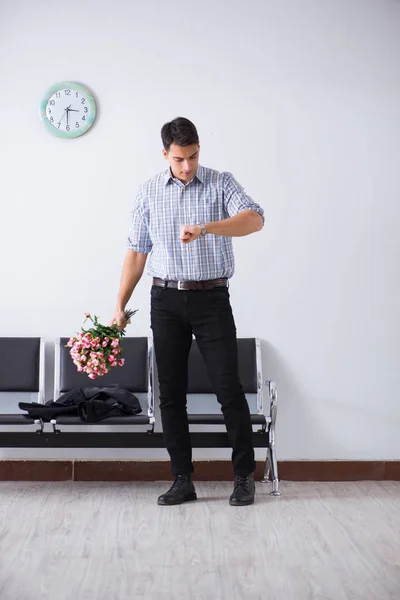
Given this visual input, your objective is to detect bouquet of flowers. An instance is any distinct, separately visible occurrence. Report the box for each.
[66,309,137,379]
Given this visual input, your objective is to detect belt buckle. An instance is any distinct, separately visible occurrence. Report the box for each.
[177,280,185,290]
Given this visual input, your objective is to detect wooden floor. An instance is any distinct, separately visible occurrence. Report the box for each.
[0,481,399,600]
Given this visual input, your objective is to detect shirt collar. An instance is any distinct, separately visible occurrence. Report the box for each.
[164,165,204,186]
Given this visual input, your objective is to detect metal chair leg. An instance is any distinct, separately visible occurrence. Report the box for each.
[263,380,281,496]
[268,444,281,496]
[261,449,270,483]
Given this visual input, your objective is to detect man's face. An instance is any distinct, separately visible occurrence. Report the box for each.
[163,143,200,184]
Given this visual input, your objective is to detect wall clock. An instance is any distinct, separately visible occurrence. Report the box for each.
[40,81,96,138]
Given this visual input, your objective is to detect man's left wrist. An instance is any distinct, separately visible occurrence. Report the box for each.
[198,223,207,236]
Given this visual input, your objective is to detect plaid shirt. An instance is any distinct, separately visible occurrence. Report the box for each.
[127,164,264,281]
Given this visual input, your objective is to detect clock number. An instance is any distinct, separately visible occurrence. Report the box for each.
[65,89,71,95]
[66,125,70,131]
[48,109,51,114]
[82,115,86,121]
[81,98,86,104]
[50,117,54,122]
[57,123,61,128]
[49,100,55,105]
[84,107,88,113]
[76,92,79,98]
[76,122,79,128]
[56,92,61,98]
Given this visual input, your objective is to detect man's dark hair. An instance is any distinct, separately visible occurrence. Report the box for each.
[161,117,199,151]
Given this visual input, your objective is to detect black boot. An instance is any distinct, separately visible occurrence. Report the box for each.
[229,473,255,506]
[157,474,197,506]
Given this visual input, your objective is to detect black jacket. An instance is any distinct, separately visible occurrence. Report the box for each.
[19,385,142,422]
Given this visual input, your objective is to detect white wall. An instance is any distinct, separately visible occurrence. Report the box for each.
[1,0,399,460]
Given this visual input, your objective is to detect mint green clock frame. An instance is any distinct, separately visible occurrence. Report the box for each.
[40,81,97,139]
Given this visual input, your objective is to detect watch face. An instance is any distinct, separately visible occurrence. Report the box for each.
[40,82,96,138]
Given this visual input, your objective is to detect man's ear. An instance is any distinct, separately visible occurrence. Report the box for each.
[162,148,168,160]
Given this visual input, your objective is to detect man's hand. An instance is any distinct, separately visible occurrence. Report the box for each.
[180,224,201,244]
[109,308,128,330]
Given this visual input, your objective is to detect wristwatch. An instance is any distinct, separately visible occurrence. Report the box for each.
[199,223,207,236]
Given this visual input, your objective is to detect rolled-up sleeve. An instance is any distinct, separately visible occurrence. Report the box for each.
[127,188,153,254]
[223,172,264,225]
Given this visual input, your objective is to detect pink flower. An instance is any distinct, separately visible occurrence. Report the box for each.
[88,373,96,380]
[102,341,108,348]
[84,312,91,318]
[111,338,119,348]
[118,359,125,367]
[113,348,120,356]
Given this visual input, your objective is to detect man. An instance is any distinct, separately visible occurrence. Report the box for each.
[111,117,264,506]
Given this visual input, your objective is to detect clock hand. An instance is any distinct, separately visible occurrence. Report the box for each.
[68,108,79,112]
[58,109,67,124]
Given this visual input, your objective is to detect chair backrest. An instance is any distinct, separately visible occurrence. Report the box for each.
[187,338,258,394]
[186,337,264,415]
[0,337,45,412]
[56,337,149,395]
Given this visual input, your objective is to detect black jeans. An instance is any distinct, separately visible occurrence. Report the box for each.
[150,285,256,477]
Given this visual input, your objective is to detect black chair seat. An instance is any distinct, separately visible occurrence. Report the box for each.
[0,414,36,425]
[188,414,266,425]
[56,415,151,425]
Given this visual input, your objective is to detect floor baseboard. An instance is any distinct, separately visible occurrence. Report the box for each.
[0,460,399,481]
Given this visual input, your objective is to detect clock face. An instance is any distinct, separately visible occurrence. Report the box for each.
[40,82,96,138]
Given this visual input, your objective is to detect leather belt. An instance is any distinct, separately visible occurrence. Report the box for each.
[153,277,229,291]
